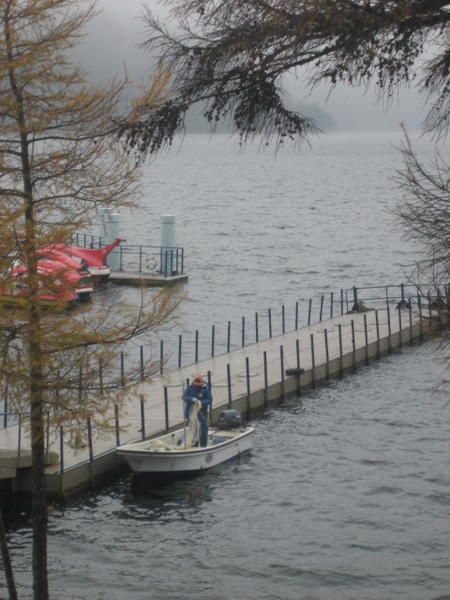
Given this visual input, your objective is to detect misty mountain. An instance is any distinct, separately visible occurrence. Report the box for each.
[184,100,336,133]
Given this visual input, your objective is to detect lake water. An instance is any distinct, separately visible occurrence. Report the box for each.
[2,131,449,599]
[121,130,438,359]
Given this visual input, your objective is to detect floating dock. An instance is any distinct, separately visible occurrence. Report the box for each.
[0,288,437,499]
[109,271,188,287]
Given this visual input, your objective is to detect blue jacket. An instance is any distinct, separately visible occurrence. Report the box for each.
[184,383,212,418]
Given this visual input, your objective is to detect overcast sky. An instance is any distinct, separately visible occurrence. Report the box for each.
[72,0,427,131]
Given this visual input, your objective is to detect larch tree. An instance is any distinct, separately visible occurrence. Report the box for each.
[122,0,449,302]
[0,1,179,599]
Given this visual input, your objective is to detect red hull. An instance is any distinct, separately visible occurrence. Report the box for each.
[49,238,123,268]
[38,248,93,296]
[2,258,82,305]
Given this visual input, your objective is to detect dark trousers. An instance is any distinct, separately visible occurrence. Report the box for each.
[198,411,208,447]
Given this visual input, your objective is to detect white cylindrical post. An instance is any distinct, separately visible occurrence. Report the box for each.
[101,207,121,271]
[160,215,176,275]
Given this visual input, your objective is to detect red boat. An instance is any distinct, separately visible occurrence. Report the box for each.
[1,258,81,307]
[37,248,93,299]
[46,238,123,281]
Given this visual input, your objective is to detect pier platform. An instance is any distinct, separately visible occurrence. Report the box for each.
[0,298,432,498]
[109,271,188,287]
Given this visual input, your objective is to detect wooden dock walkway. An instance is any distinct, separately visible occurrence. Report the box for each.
[0,297,429,498]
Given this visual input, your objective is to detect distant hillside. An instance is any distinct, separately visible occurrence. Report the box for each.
[184,105,232,134]
[184,100,336,134]
[291,101,336,131]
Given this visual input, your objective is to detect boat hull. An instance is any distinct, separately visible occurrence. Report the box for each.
[88,266,110,280]
[0,292,76,310]
[117,427,254,475]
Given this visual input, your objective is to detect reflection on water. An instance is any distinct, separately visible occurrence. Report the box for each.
[129,475,214,509]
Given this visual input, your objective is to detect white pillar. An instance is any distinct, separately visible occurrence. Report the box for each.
[101,207,121,271]
[160,215,176,275]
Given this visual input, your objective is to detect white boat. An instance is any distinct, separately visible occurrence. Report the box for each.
[117,419,254,477]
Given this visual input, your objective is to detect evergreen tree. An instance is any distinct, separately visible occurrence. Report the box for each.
[0,2,178,598]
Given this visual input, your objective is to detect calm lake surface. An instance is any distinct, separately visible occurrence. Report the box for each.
[2,131,449,599]
[120,130,440,360]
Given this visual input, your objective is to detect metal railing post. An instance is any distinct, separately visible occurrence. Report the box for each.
[351,319,356,370]
[17,413,22,458]
[387,305,392,353]
[397,306,403,349]
[59,426,64,475]
[164,386,169,431]
[194,330,199,363]
[245,356,251,414]
[338,324,344,378]
[120,352,125,387]
[114,404,120,447]
[178,335,183,368]
[324,329,330,379]
[3,398,7,429]
[353,286,358,309]
[46,411,50,454]
[363,314,369,365]
[140,346,144,381]
[87,417,93,463]
[375,310,381,358]
[296,338,301,394]
[408,302,413,346]
[417,294,423,342]
[310,334,316,388]
[227,364,232,407]
[140,395,146,440]
[263,351,268,406]
[280,345,285,396]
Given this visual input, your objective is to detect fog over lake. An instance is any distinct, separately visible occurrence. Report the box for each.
[72,0,427,132]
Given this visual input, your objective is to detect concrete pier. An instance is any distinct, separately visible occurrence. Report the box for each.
[0,302,430,498]
[109,271,188,287]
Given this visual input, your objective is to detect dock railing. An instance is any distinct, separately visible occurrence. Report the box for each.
[0,412,24,457]
[72,233,185,276]
[1,282,448,479]
[3,282,448,407]
[116,280,441,378]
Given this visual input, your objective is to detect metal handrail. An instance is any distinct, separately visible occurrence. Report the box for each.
[72,233,185,276]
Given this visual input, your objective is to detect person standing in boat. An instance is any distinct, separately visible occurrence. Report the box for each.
[184,374,213,447]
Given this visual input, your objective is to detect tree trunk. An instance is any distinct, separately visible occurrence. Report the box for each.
[23,135,48,600]
[29,334,48,600]
[0,507,18,600]
[4,4,49,597]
